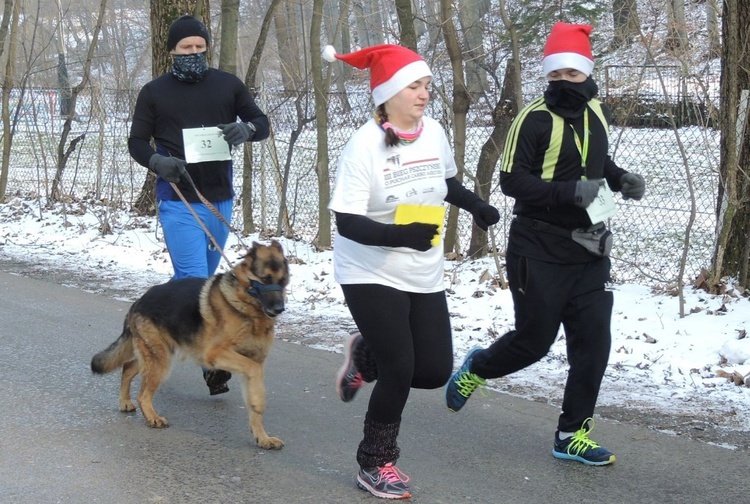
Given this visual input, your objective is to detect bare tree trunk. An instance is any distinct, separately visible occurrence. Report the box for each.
[338,0,352,69]
[245,0,281,95]
[274,0,303,94]
[0,0,14,65]
[421,0,442,49]
[468,58,519,258]
[412,0,426,40]
[611,0,640,49]
[395,0,417,51]
[133,0,198,215]
[352,1,367,47]
[56,53,73,117]
[706,0,721,59]
[194,0,211,63]
[353,0,383,47]
[458,0,489,98]
[276,97,315,236]
[218,0,239,75]
[440,0,475,256]
[54,0,71,117]
[241,0,281,233]
[466,0,519,258]
[665,0,689,52]
[712,0,750,289]
[50,0,108,202]
[0,0,20,203]
[366,0,384,45]
[311,0,331,248]
[498,0,522,111]
[328,0,352,113]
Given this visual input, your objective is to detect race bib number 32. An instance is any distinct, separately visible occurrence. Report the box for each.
[182,127,231,164]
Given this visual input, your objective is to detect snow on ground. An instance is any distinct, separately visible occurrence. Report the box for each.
[1,196,749,449]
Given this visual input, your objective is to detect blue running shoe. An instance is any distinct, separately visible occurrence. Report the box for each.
[445,347,486,412]
[553,418,616,466]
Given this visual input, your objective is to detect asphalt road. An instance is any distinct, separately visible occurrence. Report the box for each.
[0,271,746,504]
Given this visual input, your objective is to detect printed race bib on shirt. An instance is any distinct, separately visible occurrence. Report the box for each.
[182,126,232,164]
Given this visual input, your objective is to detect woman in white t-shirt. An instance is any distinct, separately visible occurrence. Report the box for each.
[323,43,499,500]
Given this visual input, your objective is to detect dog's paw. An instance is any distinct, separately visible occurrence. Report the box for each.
[257,436,284,450]
[119,400,136,412]
[145,416,169,428]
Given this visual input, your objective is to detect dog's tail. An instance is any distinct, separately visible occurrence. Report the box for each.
[91,314,135,374]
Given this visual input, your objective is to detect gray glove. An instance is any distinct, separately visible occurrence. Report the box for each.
[574,180,601,208]
[149,154,187,183]
[620,173,645,200]
[217,122,255,146]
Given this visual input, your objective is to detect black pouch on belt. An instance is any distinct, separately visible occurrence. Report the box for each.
[515,216,612,258]
[571,224,612,257]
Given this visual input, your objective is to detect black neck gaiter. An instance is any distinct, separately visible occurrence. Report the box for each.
[171,52,209,83]
[544,77,599,118]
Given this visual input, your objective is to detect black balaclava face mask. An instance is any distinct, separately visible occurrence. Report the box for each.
[544,76,599,118]
[171,52,209,83]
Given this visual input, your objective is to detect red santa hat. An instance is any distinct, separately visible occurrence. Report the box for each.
[322,44,432,106]
[542,23,595,77]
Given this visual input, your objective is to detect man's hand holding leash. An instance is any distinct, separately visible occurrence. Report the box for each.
[149,154,187,183]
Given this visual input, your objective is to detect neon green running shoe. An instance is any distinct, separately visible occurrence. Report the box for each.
[553,418,616,466]
[445,347,486,412]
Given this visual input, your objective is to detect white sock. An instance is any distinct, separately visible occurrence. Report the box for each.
[558,431,575,440]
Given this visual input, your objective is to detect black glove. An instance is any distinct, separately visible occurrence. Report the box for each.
[148,154,187,183]
[574,179,601,208]
[469,201,500,231]
[384,223,439,252]
[217,122,255,146]
[620,173,645,200]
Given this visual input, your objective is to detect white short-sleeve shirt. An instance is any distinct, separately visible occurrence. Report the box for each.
[329,116,458,293]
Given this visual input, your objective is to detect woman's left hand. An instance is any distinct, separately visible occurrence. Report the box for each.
[470,202,500,231]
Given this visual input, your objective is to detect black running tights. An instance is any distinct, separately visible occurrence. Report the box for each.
[341,284,454,424]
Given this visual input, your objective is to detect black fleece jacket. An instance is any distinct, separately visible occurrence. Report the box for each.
[500,98,627,263]
[128,68,269,202]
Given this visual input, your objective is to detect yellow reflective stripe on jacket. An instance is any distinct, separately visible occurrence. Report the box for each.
[588,99,609,139]
[541,112,565,181]
[500,97,545,173]
[501,97,609,181]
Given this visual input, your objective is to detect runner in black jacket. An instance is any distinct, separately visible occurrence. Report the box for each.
[128,15,269,395]
[445,23,645,466]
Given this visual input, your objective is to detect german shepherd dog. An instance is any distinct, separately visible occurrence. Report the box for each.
[91,240,289,450]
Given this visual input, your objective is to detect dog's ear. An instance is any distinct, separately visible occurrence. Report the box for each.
[270,239,283,253]
[236,248,252,264]
[232,251,254,283]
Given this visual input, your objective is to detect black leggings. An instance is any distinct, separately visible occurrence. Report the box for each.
[341,284,454,424]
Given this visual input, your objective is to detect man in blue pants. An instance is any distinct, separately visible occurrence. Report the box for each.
[128,15,270,394]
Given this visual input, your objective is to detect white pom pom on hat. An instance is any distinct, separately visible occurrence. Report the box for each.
[542,22,595,77]
[322,45,338,63]
[321,44,432,106]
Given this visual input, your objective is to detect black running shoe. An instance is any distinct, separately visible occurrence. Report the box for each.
[203,369,231,396]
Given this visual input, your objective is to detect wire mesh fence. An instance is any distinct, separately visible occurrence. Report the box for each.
[1,64,719,286]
